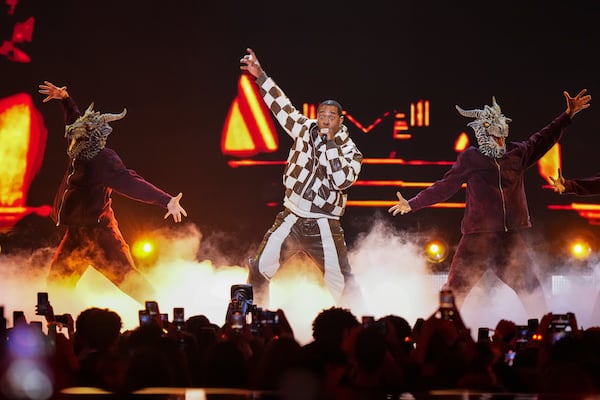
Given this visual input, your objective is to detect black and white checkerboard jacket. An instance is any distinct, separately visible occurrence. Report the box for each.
[256,72,363,219]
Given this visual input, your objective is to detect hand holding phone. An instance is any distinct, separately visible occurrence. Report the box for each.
[139,310,151,326]
[145,301,159,317]
[439,289,455,320]
[36,292,49,316]
[13,310,26,326]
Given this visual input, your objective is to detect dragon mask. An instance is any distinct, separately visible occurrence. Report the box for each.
[65,103,127,160]
[456,97,511,158]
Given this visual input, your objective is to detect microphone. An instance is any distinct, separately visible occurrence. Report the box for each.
[319,128,329,139]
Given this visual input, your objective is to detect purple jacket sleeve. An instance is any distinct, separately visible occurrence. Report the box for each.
[519,113,571,168]
[408,148,471,211]
[61,97,81,125]
[564,175,600,196]
[97,149,172,207]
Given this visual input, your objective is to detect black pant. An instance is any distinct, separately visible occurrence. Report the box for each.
[447,231,547,315]
[247,209,361,307]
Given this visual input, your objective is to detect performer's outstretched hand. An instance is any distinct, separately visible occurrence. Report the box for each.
[564,89,591,118]
[548,168,566,194]
[239,47,264,79]
[165,192,188,223]
[38,81,69,102]
[388,191,411,216]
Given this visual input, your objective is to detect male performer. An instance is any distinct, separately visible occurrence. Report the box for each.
[239,48,363,307]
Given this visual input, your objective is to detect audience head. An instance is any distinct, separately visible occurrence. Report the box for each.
[381,314,414,355]
[74,307,122,353]
[311,306,359,345]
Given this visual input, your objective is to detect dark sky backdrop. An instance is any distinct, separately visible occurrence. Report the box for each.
[2,0,600,263]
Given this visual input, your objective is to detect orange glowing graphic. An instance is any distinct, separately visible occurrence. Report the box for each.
[454,132,470,152]
[538,143,561,184]
[0,93,51,232]
[361,158,453,166]
[410,100,429,127]
[352,180,466,189]
[346,200,465,208]
[548,203,600,225]
[343,111,392,133]
[228,158,454,168]
[221,74,278,157]
[223,98,459,209]
[393,112,411,139]
[221,97,600,224]
[303,103,317,119]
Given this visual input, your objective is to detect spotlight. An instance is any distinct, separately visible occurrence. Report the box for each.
[554,228,597,265]
[568,239,592,261]
[424,239,449,263]
[132,238,158,265]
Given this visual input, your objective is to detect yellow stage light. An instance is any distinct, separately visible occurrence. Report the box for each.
[569,239,592,260]
[425,239,449,263]
[132,239,156,260]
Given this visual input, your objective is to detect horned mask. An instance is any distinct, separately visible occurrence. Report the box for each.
[65,103,127,160]
[456,97,511,158]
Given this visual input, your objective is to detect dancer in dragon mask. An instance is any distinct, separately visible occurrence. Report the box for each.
[388,90,591,317]
[39,81,187,304]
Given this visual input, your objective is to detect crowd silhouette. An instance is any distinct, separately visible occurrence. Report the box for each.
[1,288,600,400]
